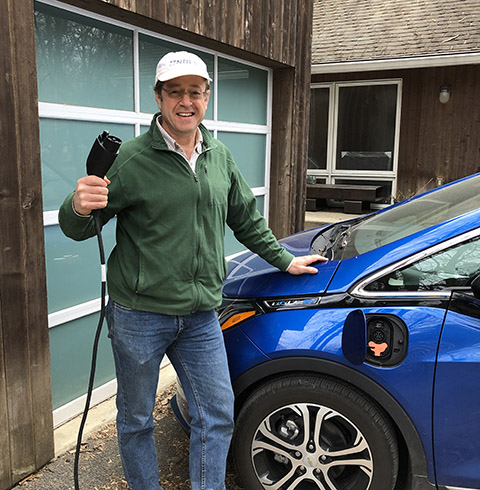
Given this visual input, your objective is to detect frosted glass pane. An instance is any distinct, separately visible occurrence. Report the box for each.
[225,196,265,256]
[139,34,214,120]
[35,2,134,110]
[217,132,266,188]
[218,58,268,124]
[50,315,115,409]
[40,119,134,211]
[256,195,266,215]
[45,222,116,314]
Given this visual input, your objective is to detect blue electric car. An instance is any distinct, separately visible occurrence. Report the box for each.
[172,173,480,490]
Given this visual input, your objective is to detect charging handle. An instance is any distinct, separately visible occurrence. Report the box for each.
[86,130,122,178]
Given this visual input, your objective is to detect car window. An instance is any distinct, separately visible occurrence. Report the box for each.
[339,174,480,259]
[365,237,480,292]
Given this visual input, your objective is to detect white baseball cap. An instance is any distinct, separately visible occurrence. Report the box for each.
[155,51,212,83]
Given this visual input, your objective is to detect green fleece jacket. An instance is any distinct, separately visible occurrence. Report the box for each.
[59,114,294,315]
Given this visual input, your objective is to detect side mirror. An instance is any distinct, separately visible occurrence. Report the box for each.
[471,274,480,300]
[342,310,367,365]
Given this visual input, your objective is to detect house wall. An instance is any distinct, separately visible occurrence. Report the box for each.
[1,0,312,486]
[0,1,54,488]
[312,63,480,199]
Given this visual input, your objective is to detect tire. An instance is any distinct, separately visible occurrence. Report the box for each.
[232,375,398,490]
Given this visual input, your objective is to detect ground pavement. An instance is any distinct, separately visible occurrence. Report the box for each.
[13,384,245,490]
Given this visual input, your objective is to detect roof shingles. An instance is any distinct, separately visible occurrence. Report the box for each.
[312,0,480,64]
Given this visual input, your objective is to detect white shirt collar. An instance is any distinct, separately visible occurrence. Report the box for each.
[156,116,203,156]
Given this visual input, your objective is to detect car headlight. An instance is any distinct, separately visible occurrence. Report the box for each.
[217,298,263,331]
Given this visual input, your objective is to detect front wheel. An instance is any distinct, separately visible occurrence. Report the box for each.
[232,375,399,490]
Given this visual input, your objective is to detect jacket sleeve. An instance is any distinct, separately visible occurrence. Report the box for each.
[58,191,97,241]
[226,164,294,272]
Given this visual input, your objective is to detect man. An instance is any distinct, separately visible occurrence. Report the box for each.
[59,51,326,490]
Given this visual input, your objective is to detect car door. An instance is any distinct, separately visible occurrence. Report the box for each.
[349,229,480,489]
[434,288,480,489]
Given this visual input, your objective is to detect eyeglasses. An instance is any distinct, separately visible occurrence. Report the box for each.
[161,87,209,100]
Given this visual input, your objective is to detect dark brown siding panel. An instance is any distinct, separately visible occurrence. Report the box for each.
[69,0,304,67]
[225,0,244,47]
[270,68,296,233]
[396,69,422,200]
[13,0,53,471]
[400,65,480,196]
[270,0,313,236]
[291,0,313,233]
[0,0,53,486]
[287,0,297,66]
[0,312,11,490]
[150,0,167,21]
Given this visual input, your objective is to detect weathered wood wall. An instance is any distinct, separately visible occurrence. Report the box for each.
[271,7,313,235]
[67,0,301,67]
[61,0,314,236]
[312,64,480,200]
[0,0,54,488]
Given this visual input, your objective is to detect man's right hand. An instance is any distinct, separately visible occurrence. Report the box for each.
[72,175,110,216]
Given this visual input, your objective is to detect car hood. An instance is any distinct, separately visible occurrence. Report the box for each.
[223,227,339,298]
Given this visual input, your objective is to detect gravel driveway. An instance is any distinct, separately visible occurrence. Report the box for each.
[15,384,245,490]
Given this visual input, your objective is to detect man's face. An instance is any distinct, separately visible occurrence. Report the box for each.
[155,75,210,142]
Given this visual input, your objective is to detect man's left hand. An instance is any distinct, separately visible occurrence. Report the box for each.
[287,255,328,275]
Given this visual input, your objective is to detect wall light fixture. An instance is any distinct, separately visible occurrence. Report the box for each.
[439,85,451,104]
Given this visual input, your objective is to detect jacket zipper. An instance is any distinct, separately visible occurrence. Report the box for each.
[191,162,203,312]
[190,158,212,312]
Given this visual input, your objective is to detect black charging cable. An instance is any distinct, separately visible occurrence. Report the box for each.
[73,131,122,490]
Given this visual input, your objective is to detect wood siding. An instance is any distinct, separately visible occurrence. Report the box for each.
[67,0,301,67]
[0,0,54,488]
[312,64,480,199]
[271,5,313,235]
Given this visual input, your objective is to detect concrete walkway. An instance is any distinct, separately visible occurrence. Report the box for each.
[304,209,364,229]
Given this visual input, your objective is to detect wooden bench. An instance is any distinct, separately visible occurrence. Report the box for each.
[306,183,384,214]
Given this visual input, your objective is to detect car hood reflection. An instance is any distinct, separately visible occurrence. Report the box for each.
[223,228,339,298]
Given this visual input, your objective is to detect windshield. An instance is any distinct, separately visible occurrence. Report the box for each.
[310,174,480,260]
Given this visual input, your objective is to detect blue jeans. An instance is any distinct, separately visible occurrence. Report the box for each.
[106,300,235,490]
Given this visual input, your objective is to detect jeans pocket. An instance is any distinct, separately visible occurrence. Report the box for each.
[105,299,115,339]
[106,300,134,340]
[112,301,134,312]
